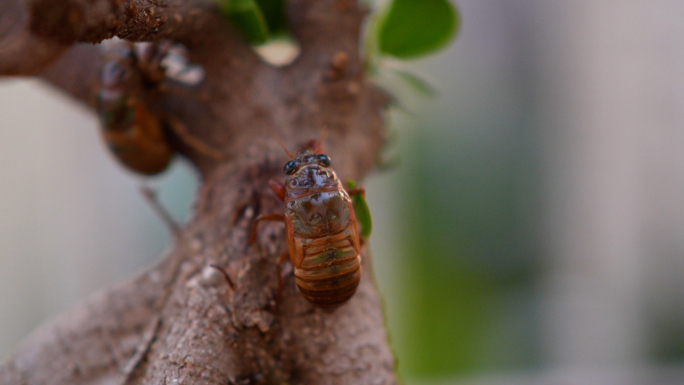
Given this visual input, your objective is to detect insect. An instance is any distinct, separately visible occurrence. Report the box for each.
[251,133,370,308]
[96,39,215,175]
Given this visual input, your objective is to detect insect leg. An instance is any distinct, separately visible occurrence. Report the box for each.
[209,264,236,291]
[274,252,290,303]
[140,184,179,235]
[230,190,261,225]
[346,185,365,197]
[165,116,225,160]
[268,179,286,201]
[249,213,285,244]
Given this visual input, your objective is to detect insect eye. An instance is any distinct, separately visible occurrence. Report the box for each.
[317,154,331,167]
[284,160,297,174]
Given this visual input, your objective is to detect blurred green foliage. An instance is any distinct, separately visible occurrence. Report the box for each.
[216,0,287,44]
[393,120,541,377]
[217,0,269,44]
[378,0,459,59]
[389,69,438,98]
[651,315,684,363]
[219,0,459,62]
[254,0,288,36]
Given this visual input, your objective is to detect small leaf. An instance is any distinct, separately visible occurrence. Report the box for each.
[347,180,373,238]
[391,69,437,97]
[217,0,270,45]
[255,0,288,36]
[378,0,459,59]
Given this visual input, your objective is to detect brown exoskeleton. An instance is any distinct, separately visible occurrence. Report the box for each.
[96,39,217,175]
[251,134,369,308]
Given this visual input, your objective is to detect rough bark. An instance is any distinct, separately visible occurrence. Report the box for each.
[0,0,396,384]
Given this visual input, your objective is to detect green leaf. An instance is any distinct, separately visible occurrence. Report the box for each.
[378,0,459,59]
[347,180,373,238]
[254,0,288,36]
[391,69,437,97]
[217,0,270,45]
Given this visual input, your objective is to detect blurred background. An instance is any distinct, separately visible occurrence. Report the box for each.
[3,1,684,384]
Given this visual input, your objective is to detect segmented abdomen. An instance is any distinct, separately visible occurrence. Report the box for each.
[294,236,361,308]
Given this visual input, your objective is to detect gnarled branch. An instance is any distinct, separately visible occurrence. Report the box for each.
[29,0,222,43]
[0,0,395,384]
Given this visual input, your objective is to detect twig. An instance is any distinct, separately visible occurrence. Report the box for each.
[140,184,180,235]
[27,0,222,44]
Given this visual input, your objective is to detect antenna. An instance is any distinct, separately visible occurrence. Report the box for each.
[273,136,295,158]
[314,125,327,154]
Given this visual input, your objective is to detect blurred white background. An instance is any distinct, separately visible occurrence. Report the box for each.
[4,1,684,384]
[0,80,195,358]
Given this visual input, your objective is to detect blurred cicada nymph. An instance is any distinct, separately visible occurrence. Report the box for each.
[96,38,208,175]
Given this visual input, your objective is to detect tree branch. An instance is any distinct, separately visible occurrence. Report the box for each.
[1,0,244,76]
[0,253,182,384]
[0,0,395,383]
[28,0,223,43]
[0,0,67,75]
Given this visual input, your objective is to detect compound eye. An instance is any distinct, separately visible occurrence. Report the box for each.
[284,160,297,174]
[317,154,331,167]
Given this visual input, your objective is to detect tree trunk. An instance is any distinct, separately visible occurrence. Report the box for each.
[0,0,397,383]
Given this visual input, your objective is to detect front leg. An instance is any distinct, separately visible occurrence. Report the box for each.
[249,179,287,243]
[166,117,225,160]
[249,214,286,244]
[269,179,286,201]
[251,179,290,305]
[347,185,365,197]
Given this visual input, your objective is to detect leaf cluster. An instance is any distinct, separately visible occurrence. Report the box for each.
[219,0,459,57]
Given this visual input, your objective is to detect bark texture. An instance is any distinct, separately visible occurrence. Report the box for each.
[0,0,396,384]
